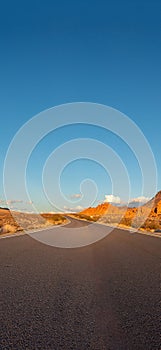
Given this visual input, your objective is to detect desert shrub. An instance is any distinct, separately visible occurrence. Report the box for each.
[90,215,100,222]
[131,219,143,229]
[41,214,66,224]
[83,215,95,221]
[53,214,65,221]
[0,224,17,234]
[120,217,132,227]
[142,220,160,230]
[99,214,122,224]
[100,216,112,224]
[75,214,99,222]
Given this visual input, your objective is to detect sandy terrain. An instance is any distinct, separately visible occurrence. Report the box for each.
[0,209,67,235]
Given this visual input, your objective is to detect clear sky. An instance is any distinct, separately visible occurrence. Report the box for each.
[0,0,161,212]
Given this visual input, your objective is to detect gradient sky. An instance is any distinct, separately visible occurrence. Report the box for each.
[0,0,161,212]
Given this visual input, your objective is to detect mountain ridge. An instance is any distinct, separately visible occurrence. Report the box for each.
[80,191,161,215]
[78,191,161,231]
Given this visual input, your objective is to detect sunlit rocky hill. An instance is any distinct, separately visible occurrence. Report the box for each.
[76,191,161,231]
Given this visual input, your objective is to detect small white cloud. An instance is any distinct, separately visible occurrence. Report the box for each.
[6,199,23,204]
[75,205,84,211]
[129,196,150,204]
[104,194,121,204]
[63,205,84,212]
[70,194,82,199]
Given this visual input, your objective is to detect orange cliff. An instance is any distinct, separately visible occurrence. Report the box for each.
[79,191,161,222]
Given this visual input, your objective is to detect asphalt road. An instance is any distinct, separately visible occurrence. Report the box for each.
[0,217,161,350]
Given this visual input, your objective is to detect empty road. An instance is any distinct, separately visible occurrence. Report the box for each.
[0,217,160,349]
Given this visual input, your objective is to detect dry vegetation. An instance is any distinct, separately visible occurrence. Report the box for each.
[73,212,161,232]
[0,209,67,235]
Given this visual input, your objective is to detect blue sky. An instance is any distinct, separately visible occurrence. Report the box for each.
[0,0,161,212]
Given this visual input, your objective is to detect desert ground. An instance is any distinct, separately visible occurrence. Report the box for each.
[0,208,67,235]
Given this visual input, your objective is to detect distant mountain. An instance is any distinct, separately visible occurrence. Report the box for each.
[80,202,120,216]
[81,191,161,215]
[143,191,161,215]
[79,191,161,231]
[144,191,161,207]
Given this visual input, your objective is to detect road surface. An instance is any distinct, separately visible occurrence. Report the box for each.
[0,217,160,349]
